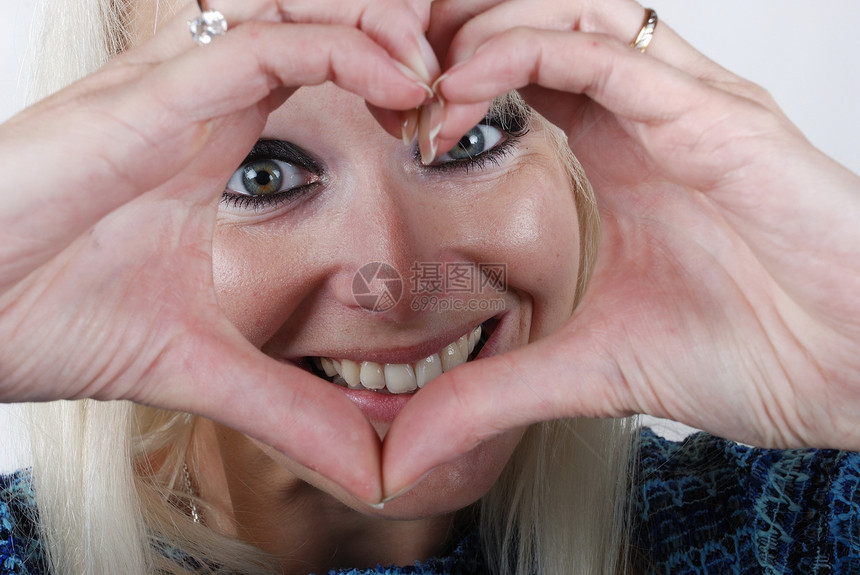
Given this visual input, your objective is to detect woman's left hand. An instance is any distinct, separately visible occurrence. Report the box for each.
[381,0,860,497]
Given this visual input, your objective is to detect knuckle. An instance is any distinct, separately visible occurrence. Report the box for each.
[736,79,777,109]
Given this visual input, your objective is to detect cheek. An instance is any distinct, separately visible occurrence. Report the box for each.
[211,224,311,346]
[473,172,581,331]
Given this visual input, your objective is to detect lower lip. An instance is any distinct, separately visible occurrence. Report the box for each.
[339,387,414,425]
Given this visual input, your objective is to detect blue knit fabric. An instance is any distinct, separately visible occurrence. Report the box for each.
[0,472,44,574]
[632,429,860,574]
[324,533,484,575]
[2,429,859,574]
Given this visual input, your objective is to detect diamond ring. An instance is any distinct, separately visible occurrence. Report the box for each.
[189,0,228,45]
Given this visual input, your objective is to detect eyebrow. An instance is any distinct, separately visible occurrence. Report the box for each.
[486,93,531,134]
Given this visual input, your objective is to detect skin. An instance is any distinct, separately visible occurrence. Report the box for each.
[189,84,582,571]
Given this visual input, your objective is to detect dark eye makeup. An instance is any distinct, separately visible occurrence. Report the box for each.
[221,99,531,211]
[221,140,322,210]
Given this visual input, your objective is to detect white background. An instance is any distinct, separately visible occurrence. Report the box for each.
[1,1,859,468]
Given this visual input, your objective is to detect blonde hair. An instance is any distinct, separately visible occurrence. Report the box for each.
[24,1,636,573]
[476,105,635,575]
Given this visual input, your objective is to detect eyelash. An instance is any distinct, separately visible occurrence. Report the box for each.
[422,130,518,175]
[419,110,530,174]
[220,176,316,211]
[221,113,530,211]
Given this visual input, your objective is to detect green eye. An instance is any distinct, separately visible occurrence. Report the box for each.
[436,124,504,163]
[227,158,315,197]
[242,160,281,195]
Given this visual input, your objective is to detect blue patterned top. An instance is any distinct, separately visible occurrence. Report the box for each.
[0,473,42,574]
[632,429,860,574]
[2,429,859,574]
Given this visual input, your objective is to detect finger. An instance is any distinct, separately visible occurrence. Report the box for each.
[264,0,439,82]
[435,0,730,83]
[261,0,440,83]
[402,0,433,30]
[363,99,491,166]
[425,99,495,165]
[152,22,428,120]
[134,0,439,84]
[434,27,769,189]
[139,322,383,503]
[0,22,428,288]
[365,104,408,142]
[427,0,505,63]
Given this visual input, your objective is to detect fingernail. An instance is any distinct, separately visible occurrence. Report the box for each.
[393,61,434,101]
[365,501,385,511]
[418,98,445,165]
[401,109,419,145]
[430,72,449,97]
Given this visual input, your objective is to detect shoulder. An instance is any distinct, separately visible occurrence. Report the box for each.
[0,471,46,575]
[632,428,860,574]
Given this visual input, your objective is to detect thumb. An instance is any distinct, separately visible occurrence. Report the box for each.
[142,322,383,503]
[380,321,633,498]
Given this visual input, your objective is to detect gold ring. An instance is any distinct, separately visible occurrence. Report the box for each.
[631,8,658,53]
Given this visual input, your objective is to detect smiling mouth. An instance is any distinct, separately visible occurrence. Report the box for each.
[306,320,494,395]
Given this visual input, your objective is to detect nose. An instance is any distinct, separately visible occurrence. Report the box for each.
[326,177,428,322]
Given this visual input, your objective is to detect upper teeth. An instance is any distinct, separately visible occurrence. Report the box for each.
[316,325,482,394]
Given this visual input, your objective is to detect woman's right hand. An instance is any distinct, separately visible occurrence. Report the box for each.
[380,0,860,497]
[0,0,435,504]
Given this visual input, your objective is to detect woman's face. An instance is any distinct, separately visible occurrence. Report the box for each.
[211,84,581,518]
